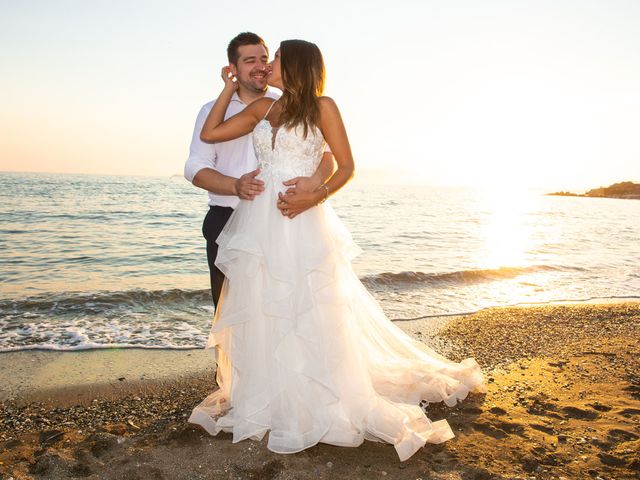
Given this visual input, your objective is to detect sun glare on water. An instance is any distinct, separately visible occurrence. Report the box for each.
[475,187,539,271]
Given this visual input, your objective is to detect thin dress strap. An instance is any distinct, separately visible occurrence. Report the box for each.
[262,100,277,120]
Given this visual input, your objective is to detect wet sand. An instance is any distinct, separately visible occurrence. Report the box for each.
[1,302,639,479]
[0,348,215,406]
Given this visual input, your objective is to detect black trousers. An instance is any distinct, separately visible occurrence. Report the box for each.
[202,205,234,308]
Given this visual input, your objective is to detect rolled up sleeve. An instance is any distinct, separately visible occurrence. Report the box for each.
[184,103,217,183]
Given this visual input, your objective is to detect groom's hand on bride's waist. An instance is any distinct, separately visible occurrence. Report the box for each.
[235,168,265,200]
[282,176,321,193]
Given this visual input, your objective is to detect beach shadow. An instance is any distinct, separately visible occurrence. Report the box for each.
[424,391,487,430]
[231,459,284,480]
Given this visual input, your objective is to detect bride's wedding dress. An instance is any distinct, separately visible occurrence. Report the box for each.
[188,114,486,461]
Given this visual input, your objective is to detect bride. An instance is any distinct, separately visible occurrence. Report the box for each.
[188,39,485,461]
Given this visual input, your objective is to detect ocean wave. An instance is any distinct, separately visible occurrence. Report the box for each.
[1,290,637,352]
[0,298,210,352]
[0,288,212,316]
[0,343,203,352]
[361,265,571,289]
[0,265,571,316]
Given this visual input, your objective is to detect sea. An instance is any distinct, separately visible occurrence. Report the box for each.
[1,172,639,352]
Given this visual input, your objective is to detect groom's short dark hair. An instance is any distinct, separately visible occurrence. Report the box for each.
[227,32,267,65]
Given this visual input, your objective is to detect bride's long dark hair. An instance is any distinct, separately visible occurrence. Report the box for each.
[279,39,325,138]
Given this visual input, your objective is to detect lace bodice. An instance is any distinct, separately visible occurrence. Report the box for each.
[253,119,326,184]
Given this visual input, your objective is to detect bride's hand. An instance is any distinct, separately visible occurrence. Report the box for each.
[277,190,324,219]
[220,66,238,91]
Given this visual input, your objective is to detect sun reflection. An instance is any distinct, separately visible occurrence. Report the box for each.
[476,188,539,270]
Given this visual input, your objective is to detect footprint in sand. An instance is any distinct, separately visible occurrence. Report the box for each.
[530,423,555,434]
[586,402,612,412]
[472,420,525,439]
[622,384,640,399]
[489,406,507,415]
[598,452,628,467]
[607,428,639,443]
[618,407,640,417]
[472,422,508,439]
[561,406,599,420]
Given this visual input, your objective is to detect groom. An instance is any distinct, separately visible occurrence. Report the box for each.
[184,32,334,308]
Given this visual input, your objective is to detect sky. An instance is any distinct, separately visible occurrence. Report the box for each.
[1,0,639,191]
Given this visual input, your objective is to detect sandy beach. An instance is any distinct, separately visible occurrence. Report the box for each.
[1,302,638,479]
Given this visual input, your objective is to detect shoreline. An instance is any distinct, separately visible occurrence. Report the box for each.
[0,348,215,406]
[2,302,639,479]
[3,295,638,354]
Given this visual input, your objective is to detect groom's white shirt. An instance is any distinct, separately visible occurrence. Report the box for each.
[184,89,281,208]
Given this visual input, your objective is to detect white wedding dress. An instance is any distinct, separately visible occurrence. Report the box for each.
[188,114,486,461]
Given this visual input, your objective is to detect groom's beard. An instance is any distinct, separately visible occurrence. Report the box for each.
[239,79,268,93]
[237,70,269,93]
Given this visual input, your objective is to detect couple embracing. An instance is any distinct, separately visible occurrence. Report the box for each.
[184,32,485,462]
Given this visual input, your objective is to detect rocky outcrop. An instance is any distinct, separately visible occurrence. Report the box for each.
[547,181,640,199]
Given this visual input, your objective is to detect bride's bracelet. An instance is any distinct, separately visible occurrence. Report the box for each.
[319,184,329,204]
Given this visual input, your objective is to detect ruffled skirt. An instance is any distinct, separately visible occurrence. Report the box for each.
[188,178,485,461]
